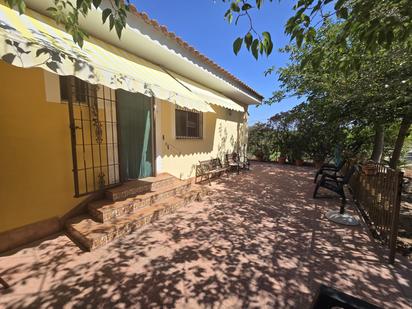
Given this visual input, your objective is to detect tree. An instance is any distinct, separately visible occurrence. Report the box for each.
[389,106,412,168]
[222,1,411,165]
[268,110,296,158]
[247,122,276,160]
[266,101,349,164]
[223,0,412,59]
[268,21,411,167]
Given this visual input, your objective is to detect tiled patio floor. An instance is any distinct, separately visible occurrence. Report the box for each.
[1,162,411,308]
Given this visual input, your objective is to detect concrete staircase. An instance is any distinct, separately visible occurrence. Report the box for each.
[66,173,208,251]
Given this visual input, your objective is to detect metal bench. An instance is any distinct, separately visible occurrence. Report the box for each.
[195,158,229,184]
[225,152,250,174]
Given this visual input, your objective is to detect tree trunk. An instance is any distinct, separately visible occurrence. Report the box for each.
[370,124,385,163]
[389,113,412,169]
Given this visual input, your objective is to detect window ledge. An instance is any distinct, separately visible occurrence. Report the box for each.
[176,136,203,140]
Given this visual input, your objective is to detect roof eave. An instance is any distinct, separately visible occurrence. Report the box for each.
[24,0,264,105]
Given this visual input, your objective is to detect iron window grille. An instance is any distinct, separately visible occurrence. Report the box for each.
[60,76,93,104]
[175,107,203,139]
[63,76,120,196]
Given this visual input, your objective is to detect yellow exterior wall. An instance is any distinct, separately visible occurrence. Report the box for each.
[0,61,249,233]
[0,62,86,233]
[158,100,248,180]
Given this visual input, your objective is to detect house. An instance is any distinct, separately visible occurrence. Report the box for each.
[0,0,262,252]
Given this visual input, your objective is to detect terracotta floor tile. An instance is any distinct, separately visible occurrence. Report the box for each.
[0,162,410,308]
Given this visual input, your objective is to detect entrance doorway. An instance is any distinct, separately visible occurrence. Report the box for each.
[117,90,154,181]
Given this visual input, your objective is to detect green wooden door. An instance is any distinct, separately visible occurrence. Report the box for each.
[117,90,153,181]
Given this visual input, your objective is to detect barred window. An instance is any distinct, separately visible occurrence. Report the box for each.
[59,76,96,103]
[175,108,203,139]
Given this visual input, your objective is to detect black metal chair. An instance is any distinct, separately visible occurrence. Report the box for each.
[314,159,347,183]
[310,284,381,309]
[225,152,250,174]
[313,164,358,209]
[225,153,240,174]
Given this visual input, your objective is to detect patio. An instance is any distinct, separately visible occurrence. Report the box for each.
[0,162,411,308]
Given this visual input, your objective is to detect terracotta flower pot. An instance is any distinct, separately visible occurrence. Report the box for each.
[295,159,304,166]
[313,160,324,169]
[278,156,287,164]
[254,151,264,162]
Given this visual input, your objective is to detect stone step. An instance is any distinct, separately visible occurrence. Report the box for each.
[89,179,191,222]
[66,187,208,251]
[105,173,176,201]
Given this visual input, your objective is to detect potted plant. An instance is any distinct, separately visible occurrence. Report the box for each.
[278,155,287,164]
[309,145,329,169]
[290,137,305,166]
[269,113,293,165]
[277,144,289,164]
[313,159,324,169]
[312,154,326,169]
[254,149,264,161]
[295,158,304,166]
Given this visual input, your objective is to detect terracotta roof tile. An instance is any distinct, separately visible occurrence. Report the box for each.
[128,4,263,101]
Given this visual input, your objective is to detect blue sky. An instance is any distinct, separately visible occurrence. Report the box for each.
[132,0,301,125]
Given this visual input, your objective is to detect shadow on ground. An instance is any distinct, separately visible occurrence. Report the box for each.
[1,162,411,308]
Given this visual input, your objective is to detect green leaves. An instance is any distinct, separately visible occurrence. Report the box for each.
[251,39,259,59]
[102,8,111,23]
[262,31,273,54]
[16,0,25,14]
[92,0,102,8]
[224,9,233,24]
[230,2,240,12]
[6,0,26,14]
[224,0,275,58]
[255,0,264,9]
[232,31,273,59]
[6,0,130,48]
[100,2,129,39]
[336,7,348,19]
[244,32,253,50]
[233,37,243,55]
[273,18,412,165]
[288,0,411,54]
[225,0,411,60]
[242,3,253,11]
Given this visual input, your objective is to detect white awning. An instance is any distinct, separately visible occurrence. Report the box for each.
[0,4,214,113]
[166,70,245,112]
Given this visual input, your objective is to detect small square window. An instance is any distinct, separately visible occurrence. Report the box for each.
[175,108,202,139]
[59,76,96,103]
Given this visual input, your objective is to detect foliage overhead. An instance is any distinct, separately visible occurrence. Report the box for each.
[6,0,131,47]
[7,0,411,59]
[223,0,412,60]
[268,21,411,125]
